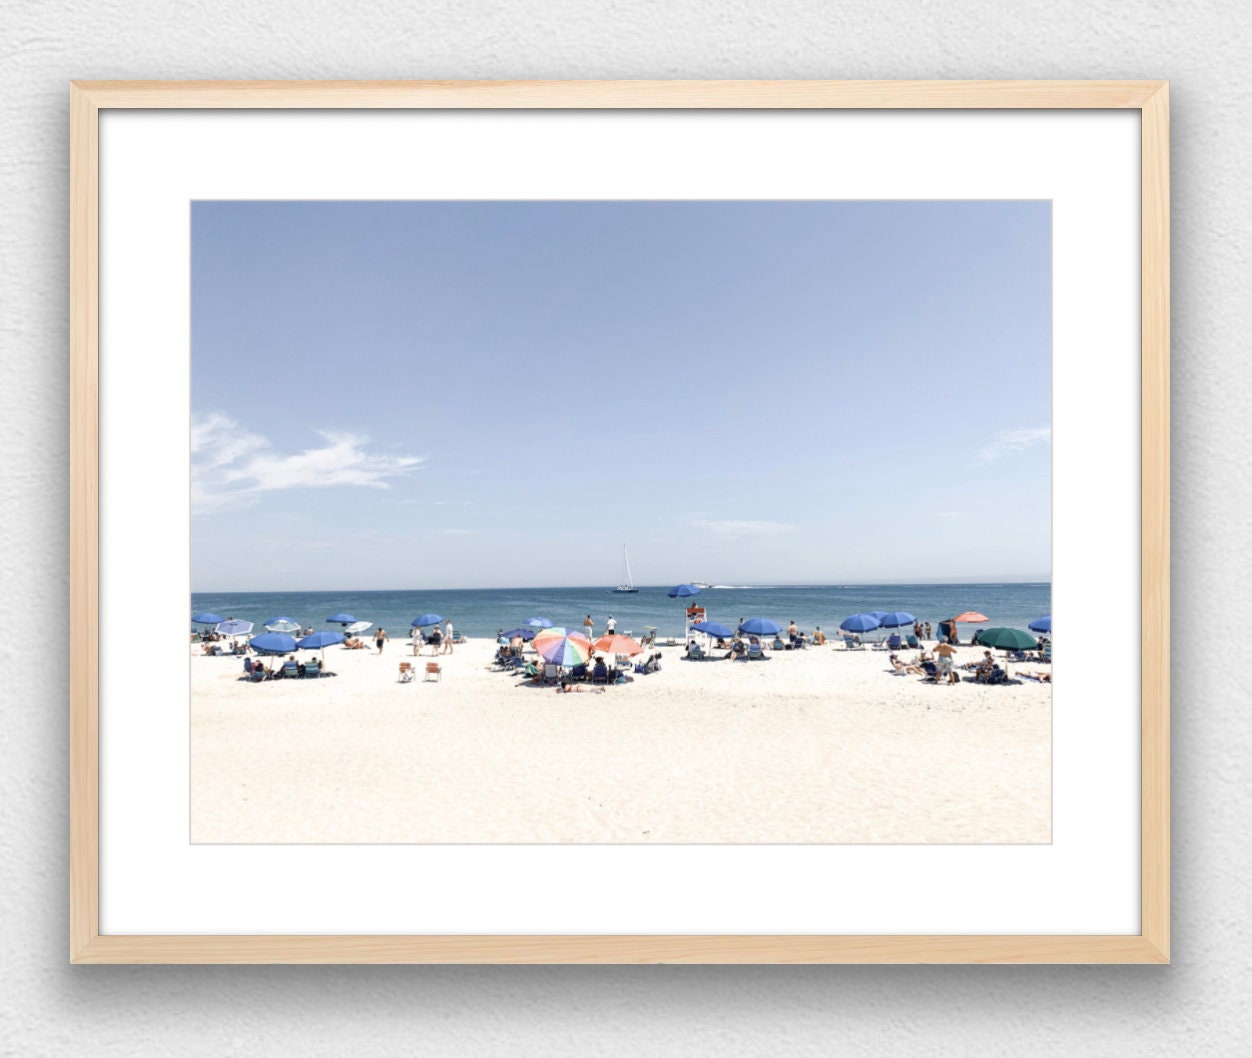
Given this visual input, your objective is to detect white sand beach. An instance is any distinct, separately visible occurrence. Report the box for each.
[190,638,1051,844]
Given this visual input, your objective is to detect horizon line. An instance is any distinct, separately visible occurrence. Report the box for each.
[193,578,1053,595]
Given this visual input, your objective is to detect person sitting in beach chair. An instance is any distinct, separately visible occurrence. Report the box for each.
[281,656,300,680]
[771,636,786,651]
[813,627,827,645]
[919,660,941,682]
[521,661,542,681]
[842,634,864,650]
[747,639,765,661]
[639,652,661,675]
[591,658,610,684]
[685,640,706,660]
[398,661,415,683]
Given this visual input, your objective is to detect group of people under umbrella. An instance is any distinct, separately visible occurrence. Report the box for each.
[192,610,461,663]
[837,609,1051,653]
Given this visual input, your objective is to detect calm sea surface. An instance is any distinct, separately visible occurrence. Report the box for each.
[191,583,1050,640]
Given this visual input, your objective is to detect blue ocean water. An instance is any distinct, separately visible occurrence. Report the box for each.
[190,583,1050,640]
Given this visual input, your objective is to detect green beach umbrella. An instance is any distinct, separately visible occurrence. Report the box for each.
[976,627,1039,652]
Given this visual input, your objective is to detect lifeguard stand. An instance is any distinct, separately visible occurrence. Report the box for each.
[685,605,706,633]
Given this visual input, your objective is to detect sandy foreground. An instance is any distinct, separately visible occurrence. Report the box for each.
[190,638,1051,844]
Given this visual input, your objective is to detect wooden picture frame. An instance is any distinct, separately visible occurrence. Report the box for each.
[70,79,1169,964]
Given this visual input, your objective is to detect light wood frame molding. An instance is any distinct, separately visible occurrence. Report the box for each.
[70,79,1169,964]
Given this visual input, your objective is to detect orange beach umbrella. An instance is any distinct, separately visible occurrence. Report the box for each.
[952,611,989,623]
[593,634,644,656]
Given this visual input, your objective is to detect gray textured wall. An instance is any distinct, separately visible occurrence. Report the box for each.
[2,1,1248,1054]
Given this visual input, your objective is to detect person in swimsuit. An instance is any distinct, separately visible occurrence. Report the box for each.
[375,628,387,653]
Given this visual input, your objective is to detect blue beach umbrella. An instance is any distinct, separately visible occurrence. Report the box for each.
[739,617,782,636]
[249,632,297,656]
[298,631,345,650]
[840,613,881,633]
[878,611,916,628]
[411,613,443,627]
[667,584,701,599]
[525,617,553,629]
[215,619,254,636]
[502,627,537,641]
[867,610,890,621]
[192,612,223,625]
[1029,616,1052,633]
[691,621,734,639]
[326,613,356,626]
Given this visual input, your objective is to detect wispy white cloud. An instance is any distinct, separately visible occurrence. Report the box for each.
[192,412,424,513]
[976,426,1051,465]
[681,517,796,539]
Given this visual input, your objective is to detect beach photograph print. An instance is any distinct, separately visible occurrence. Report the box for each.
[190,200,1052,844]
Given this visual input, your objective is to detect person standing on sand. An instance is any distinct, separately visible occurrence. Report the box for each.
[606,615,616,635]
[443,619,454,654]
[924,621,932,641]
[583,614,594,640]
[933,640,958,683]
[375,627,388,654]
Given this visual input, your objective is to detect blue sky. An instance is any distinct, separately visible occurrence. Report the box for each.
[191,200,1051,590]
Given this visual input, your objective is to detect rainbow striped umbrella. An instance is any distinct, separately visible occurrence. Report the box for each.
[533,627,592,667]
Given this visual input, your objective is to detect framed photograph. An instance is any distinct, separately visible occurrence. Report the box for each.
[70,80,1169,963]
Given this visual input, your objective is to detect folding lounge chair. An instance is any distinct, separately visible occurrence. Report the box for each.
[542,663,560,685]
[905,634,920,649]
[424,661,442,682]
[842,635,864,650]
[748,642,764,660]
[282,660,300,679]
[398,662,415,683]
[305,659,321,678]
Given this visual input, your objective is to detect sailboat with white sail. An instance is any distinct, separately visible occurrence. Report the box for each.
[612,546,639,593]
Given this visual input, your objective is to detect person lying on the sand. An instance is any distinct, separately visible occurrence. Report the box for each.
[888,653,927,676]
[1021,670,1052,683]
[559,682,605,693]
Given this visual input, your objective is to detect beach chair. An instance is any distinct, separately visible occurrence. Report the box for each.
[687,643,706,660]
[920,661,940,683]
[522,661,541,680]
[905,634,920,649]
[842,635,864,650]
[570,663,588,682]
[771,637,786,651]
[282,659,300,679]
[305,658,321,678]
[398,662,414,683]
[887,634,903,651]
[748,642,764,660]
[1041,643,1052,662]
[542,663,560,685]
[424,661,442,682]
